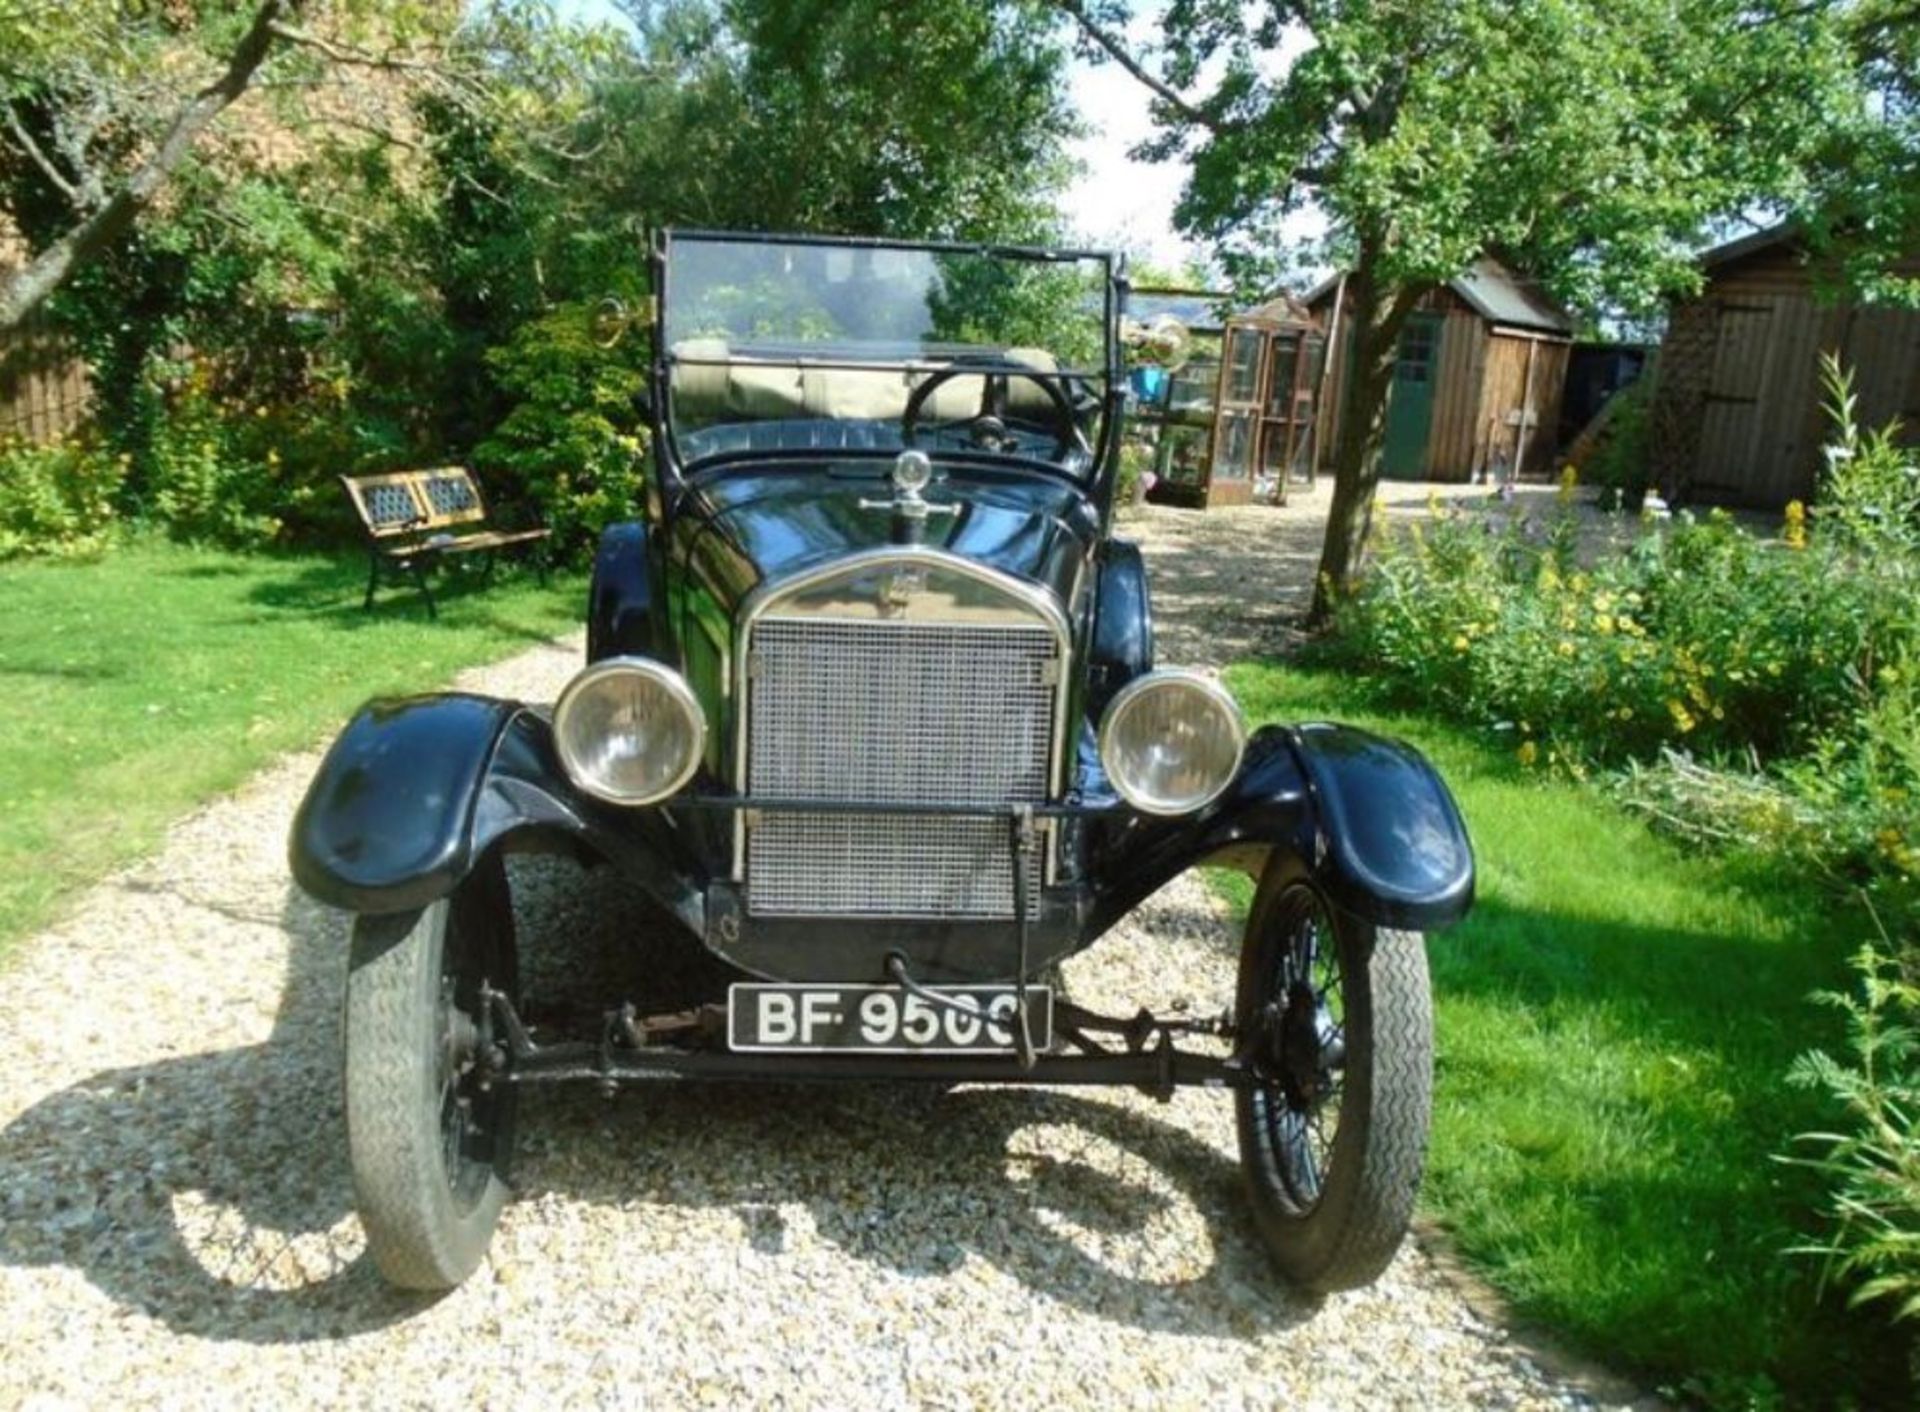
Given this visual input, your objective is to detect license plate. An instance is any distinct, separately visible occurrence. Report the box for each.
[727,983,1053,1054]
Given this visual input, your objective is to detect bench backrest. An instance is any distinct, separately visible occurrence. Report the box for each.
[342,468,489,539]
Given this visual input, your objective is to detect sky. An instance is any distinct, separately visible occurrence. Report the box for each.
[1064,39,1202,273]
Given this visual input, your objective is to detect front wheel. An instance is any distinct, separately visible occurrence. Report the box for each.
[1235,867,1432,1293]
[344,856,518,1290]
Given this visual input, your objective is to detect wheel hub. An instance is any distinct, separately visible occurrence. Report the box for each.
[1272,980,1340,1109]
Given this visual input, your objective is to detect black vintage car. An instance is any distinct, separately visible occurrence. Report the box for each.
[290,230,1474,1293]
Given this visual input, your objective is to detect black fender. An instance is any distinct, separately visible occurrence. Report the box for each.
[288,693,707,933]
[1087,722,1474,936]
[587,520,660,663]
[1086,537,1153,717]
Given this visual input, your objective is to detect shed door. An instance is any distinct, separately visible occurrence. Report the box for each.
[1207,323,1266,504]
[1381,314,1441,478]
[1694,302,1774,498]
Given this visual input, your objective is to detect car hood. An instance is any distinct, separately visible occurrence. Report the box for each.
[672,460,1102,612]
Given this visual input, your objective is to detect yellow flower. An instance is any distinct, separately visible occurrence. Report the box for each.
[1667,700,1697,733]
[1452,634,1470,652]
[1595,613,1615,634]
[1557,640,1575,657]
[1516,740,1539,767]
[1782,500,1808,550]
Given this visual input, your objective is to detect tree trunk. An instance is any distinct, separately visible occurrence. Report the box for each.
[1307,253,1420,626]
[0,0,293,334]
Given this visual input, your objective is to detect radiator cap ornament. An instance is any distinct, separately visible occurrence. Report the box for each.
[892,449,933,494]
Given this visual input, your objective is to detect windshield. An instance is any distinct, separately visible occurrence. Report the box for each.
[660,233,1114,474]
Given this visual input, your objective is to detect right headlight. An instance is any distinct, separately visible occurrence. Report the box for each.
[1098,669,1247,815]
[553,657,706,805]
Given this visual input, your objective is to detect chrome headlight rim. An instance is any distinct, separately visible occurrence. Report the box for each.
[1097,668,1248,817]
[553,655,706,807]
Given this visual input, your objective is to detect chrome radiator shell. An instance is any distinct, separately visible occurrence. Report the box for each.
[734,550,1069,918]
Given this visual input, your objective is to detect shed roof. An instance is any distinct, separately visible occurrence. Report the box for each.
[1450,256,1574,334]
[1701,222,1799,272]
[1237,292,1318,326]
[1129,287,1233,333]
[1304,254,1573,335]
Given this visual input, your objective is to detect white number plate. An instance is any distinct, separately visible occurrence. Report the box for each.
[727,984,1053,1054]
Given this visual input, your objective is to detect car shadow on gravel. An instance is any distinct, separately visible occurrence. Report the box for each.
[0,888,434,1341]
[0,858,1313,1345]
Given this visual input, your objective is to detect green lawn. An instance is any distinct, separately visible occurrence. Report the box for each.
[1222,661,1902,1408]
[0,538,581,954]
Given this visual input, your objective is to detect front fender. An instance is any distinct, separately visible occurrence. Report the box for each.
[588,520,662,663]
[1087,538,1153,717]
[1087,722,1474,935]
[289,693,706,933]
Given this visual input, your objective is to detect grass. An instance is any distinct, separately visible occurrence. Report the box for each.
[0,537,581,955]
[1220,661,1904,1408]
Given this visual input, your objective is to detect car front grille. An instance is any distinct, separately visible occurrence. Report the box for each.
[744,616,1057,917]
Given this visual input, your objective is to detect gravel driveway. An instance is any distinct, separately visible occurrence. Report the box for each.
[1,490,1627,1410]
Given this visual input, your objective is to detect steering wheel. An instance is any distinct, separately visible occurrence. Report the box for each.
[901,354,1084,462]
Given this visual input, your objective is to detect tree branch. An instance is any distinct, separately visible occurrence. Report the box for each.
[2,102,83,209]
[0,0,301,333]
[266,21,451,79]
[1050,0,1229,131]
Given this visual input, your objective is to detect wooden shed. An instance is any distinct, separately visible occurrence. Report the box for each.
[1309,255,1574,483]
[1648,226,1920,509]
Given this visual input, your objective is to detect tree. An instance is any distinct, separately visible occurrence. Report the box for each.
[0,0,607,333]
[1057,0,1875,621]
[584,0,1080,244]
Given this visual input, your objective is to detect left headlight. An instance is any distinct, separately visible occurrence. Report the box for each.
[1098,669,1247,816]
[553,657,706,806]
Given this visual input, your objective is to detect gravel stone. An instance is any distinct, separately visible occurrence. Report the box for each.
[0,488,1636,1408]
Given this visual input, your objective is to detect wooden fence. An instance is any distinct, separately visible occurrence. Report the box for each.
[0,314,92,444]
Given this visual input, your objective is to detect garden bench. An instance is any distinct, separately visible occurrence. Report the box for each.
[342,467,549,618]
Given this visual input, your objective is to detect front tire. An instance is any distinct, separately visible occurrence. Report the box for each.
[1235,865,1432,1293]
[344,857,518,1291]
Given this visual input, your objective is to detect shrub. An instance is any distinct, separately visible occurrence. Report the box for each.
[1332,358,1920,777]
[0,436,128,559]
[1788,936,1920,1325]
[1327,502,1880,770]
[1590,379,1652,513]
[474,303,647,561]
[146,384,283,548]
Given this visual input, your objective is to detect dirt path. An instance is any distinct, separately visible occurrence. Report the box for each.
[0,501,1627,1410]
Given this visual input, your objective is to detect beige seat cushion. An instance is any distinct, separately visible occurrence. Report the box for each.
[801,367,911,420]
[671,338,805,419]
[671,341,1062,426]
[1003,348,1062,420]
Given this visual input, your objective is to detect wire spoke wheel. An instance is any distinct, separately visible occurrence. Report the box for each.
[1235,865,1433,1293]
[345,854,518,1290]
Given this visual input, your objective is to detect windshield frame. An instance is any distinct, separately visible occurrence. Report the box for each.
[648,228,1124,494]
